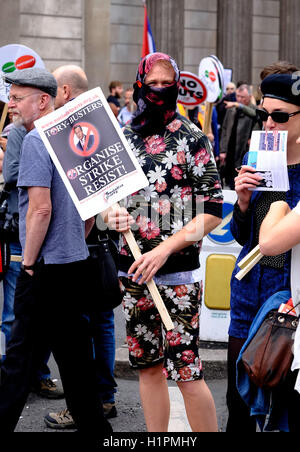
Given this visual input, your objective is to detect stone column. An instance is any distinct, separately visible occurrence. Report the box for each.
[0,0,20,45]
[217,0,253,84]
[147,0,184,69]
[84,0,111,95]
[279,0,300,68]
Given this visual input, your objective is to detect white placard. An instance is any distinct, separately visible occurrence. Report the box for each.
[0,44,45,102]
[198,56,224,103]
[35,87,149,220]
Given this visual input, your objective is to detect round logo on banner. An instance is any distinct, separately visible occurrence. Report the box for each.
[69,122,100,157]
[67,168,78,180]
[178,72,207,106]
[0,44,45,103]
[207,202,235,245]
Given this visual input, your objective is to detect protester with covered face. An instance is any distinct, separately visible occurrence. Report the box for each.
[106,52,223,432]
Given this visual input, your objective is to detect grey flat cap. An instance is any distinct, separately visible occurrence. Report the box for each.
[3,67,57,98]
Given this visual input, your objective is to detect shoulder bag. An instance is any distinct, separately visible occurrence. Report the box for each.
[241,302,299,388]
[87,234,123,311]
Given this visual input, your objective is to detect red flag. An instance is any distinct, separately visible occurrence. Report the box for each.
[141,5,156,58]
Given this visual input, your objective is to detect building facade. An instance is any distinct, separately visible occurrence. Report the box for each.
[0,0,299,96]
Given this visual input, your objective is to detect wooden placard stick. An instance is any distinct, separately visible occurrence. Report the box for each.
[235,244,264,280]
[203,101,213,135]
[0,103,8,134]
[102,204,174,331]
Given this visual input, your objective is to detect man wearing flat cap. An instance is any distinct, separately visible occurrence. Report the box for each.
[226,72,300,432]
[0,68,112,434]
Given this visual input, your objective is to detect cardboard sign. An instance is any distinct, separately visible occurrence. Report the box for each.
[35,87,149,220]
[178,71,207,106]
[0,44,45,102]
[198,55,225,103]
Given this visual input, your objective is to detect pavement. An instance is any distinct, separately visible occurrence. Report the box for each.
[14,351,228,433]
[1,296,229,432]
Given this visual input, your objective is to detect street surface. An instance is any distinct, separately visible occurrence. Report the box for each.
[1,293,228,433]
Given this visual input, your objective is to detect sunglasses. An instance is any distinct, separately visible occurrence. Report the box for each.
[257,108,300,124]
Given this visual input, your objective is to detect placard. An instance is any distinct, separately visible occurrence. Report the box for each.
[178,71,207,106]
[0,44,45,102]
[35,87,149,220]
[198,55,225,103]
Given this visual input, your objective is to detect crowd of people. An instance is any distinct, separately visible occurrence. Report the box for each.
[0,50,299,435]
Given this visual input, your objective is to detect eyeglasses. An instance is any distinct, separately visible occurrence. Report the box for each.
[8,92,39,104]
[257,108,300,124]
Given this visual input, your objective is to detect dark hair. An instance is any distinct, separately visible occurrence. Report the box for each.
[73,124,82,131]
[236,80,248,88]
[260,61,300,80]
[109,81,122,92]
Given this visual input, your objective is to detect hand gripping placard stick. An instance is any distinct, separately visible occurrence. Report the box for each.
[235,244,264,280]
[103,204,174,331]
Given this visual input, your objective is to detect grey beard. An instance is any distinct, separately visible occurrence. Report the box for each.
[12,115,25,127]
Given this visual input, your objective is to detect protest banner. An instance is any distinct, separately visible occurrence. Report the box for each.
[178,71,207,107]
[0,44,45,103]
[35,87,174,330]
[198,55,225,104]
[0,44,45,132]
[35,87,149,221]
[199,55,225,134]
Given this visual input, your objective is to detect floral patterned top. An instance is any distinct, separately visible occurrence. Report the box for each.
[119,114,223,275]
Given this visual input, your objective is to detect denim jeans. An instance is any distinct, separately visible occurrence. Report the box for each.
[1,243,22,345]
[89,309,117,404]
[1,242,51,381]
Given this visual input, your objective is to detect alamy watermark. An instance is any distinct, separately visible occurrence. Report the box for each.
[292,71,300,96]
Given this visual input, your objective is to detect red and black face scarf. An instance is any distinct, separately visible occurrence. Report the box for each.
[131,52,180,137]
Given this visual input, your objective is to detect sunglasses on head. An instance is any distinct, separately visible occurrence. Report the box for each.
[257,108,300,124]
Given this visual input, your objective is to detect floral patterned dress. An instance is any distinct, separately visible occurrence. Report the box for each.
[119,114,223,380]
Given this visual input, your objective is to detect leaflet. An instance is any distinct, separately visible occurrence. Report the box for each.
[247,130,289,191]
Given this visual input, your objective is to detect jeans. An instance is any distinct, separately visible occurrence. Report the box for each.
[1,243,22,344]
[1,242,51,381]
[226,336,257,432]
[0,260,112,433]
[89,310,117,404]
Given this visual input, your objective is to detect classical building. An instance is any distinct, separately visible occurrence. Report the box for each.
[1,0,299,96]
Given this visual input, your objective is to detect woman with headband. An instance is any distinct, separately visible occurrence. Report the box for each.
[227,73,300,432]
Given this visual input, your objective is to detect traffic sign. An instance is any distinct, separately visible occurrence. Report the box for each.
[207,201,235,245]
